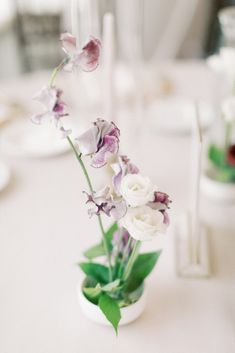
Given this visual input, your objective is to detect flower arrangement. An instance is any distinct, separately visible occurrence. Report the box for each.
[208,96,235,183]
[31,33,171,333]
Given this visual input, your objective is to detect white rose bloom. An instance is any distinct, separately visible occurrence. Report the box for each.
[121,205,166,241]
[221,96,235,123]
[120,174,155,207]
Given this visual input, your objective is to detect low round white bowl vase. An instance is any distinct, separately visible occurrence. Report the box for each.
[201,171,235,202]
[77,284,147,326]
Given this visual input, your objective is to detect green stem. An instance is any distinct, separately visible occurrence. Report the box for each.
[67,136,93,192]
[122,241,141,282]
[113,231,122,268]
[97,215,113,278]
[67,136,113,282]
[49,57,69,88]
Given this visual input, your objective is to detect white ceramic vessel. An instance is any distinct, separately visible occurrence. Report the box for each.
[201,171,235,202]
[77,284,147,326]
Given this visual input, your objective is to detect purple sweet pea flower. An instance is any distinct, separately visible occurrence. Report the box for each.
[60,32,77,54]
[84,186,127,220]
[31,86,68,124]
[31,86,71,137]
[148,191,171,210]
[60,32,101,72]
[148,191,171,226]
[111,155,139,195]
[76,119,120,168]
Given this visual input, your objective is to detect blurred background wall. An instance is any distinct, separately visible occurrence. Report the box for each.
[0,0,234,78]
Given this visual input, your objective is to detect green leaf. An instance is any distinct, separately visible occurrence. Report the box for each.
[83,284,101,297]
[208,144,226,168]
[118,282,145,307]
[83,243,105,260]
[213,168,235,182]
[98,293,121,334]
[83,223,118,260]
[83,276,98,288]
[79,263,109,284]
[127,282,144,303]
[125,251,161,293]
[102,279,120,292]
[208,144,235,182]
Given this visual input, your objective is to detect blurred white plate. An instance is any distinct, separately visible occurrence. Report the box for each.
[0,105,11,125]
[148,98,215,135]
[1,119,74,158]
[0,161,10,192]
[0,96,25,125]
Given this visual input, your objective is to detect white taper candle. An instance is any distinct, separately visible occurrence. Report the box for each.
[190,102,202,264]
[102,12,115,122]
[71,0,79,39]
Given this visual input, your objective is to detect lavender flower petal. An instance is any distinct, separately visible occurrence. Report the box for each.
[54,100,66,114]
[148,191,171,211]
[33,86,57,112]
[84,186,126,220]
[162,210,170,226]
[154,191,171,205]
[75,36,101,72]
[91,135,119,168]
[60,32,77,54]
[30,113,46,125]
[111,155,139,195]
[76,119,120,167]
[31,86,70,137]
[92,186,110,203]
[112,229,133,257]
[127,162,139,174]
[110,199,127,220]
[76,126,100,155]
[112,163,122,194]
[95,119,118,139]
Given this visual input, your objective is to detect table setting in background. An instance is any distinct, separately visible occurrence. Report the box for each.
[0,2,235,353]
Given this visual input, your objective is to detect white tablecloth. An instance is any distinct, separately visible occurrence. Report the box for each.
[0,61,234,353]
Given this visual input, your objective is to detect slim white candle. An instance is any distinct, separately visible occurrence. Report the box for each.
[71,0,79,39]
[102,12,115,122]
[190,102,202,265]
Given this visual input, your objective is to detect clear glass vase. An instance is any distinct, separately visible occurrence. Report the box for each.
[219,6,235,47]
[218,6,235,88]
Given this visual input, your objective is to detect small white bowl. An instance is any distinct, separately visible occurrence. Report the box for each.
[201,171,235,202]
[77,284,147,326]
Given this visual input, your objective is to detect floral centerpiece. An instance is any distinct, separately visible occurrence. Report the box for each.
[31,33,171,333]
[208,96,235,183]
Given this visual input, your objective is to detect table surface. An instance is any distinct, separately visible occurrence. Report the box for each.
[0,61,235,353]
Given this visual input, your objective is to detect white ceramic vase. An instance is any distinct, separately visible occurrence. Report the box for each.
[201,171,235,202]
[77,284,147,326]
